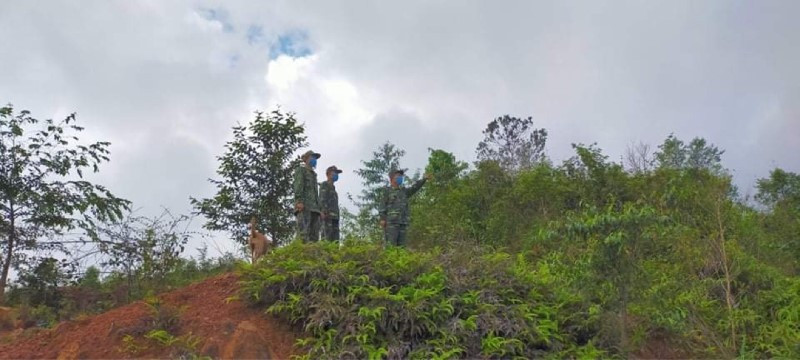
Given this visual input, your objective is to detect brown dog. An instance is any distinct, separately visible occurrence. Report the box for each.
[249,217,272,264]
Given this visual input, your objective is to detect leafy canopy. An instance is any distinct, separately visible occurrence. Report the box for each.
[191,108,307,245]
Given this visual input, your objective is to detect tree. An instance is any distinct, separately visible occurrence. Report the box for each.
[756,168,800,268]
[0,104,129,303]
[408,149,470,247]
[424,148,468,189]
[654,134,725,173]
[623,142,654,174]
[756,168,800,209]
[14,257,69,308]
[93,210,193,300]
[349,142,405,241]
[476,115,548,173]
[191,109,306,246]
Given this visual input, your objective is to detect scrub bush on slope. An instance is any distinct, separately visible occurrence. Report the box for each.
[240,242,604,359]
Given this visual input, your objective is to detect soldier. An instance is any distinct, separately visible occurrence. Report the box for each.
[293,150,322,242]
[379,169,432,247]
[320,165,343,241]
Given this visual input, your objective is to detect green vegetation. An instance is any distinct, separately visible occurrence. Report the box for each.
[191,109,308,246]
[241,116,800,358]
[0,104,129,303]
[2,102,798,358]
[118,297,210,359]
[6,245,236,327]
[241,241,605,359]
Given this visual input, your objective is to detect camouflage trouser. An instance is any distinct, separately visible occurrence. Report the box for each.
[296,210,321,243]
[384,224,407,247]
[322,217,340,241]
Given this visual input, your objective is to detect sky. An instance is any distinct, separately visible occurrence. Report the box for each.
[1,1,798,259]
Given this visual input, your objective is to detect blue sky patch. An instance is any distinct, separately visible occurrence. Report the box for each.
[269,30,312,59]
[246,25,265,45]
[198,7,234,33]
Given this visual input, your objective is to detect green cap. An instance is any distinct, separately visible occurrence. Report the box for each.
[301,150,321,160]
[326,165,343,174]
[388,169,405,177]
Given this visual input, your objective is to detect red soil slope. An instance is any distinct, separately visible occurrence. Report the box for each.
[0,273,299,359]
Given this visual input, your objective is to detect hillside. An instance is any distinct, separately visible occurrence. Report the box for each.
[0,274,298,359]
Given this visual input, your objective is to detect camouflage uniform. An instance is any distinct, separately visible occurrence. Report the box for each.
[294,158,321,242]
[319,180,340,241]
[379,176,427,247]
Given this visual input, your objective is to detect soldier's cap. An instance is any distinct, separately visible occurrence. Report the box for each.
[326,166,343,174]
[301,150,321,160]
[388,169,406,177]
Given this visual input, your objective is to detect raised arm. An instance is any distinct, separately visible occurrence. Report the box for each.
[407,177,427,197]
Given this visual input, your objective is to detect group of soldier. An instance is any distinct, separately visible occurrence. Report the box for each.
[292,149,430,247]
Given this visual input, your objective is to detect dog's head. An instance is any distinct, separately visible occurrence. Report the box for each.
[248,216,273,246]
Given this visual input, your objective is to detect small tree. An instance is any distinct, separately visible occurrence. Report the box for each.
[93,210,193,300]
[191,109,307,246]
[349,142,406,241]
[13,257,70,308]
[476,115,548,173]
[0,104,129,303]
[655,134,725,173]
[756,168,800,209]
[424,148,468,189]
[756,168,800,268]
[623,142,654,174]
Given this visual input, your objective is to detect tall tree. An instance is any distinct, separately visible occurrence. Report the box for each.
[0,104,129,303]
[349,142,405,241]
[191,109,306,246]
[476,115,548,173]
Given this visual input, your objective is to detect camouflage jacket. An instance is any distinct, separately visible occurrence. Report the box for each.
[293,165,320,213]
[319,180,339,219]
[379,178,427,225]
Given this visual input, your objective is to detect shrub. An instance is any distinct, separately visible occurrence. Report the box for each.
[240,241,604,359]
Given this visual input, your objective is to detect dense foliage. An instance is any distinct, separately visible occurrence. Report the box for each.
[241,242,605,359]
[244,130,799,358]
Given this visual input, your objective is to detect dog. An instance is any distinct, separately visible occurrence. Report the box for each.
[249,217,272,264]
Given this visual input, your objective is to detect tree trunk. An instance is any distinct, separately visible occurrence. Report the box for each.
[620,283,629,356]
[0,204,15,305]
[715,199,737,353]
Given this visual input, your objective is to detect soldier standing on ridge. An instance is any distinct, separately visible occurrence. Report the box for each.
[320,165,343,241]
[294,150,322,242]
[379,169,432,247]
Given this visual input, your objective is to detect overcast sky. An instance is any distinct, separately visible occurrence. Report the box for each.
[2,1,798,258]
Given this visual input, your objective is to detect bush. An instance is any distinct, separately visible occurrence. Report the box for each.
[20,305,58,328]
[240,241,604,359]
[0,307,17,331]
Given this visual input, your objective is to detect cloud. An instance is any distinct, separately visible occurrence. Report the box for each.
[2,0,799,259]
